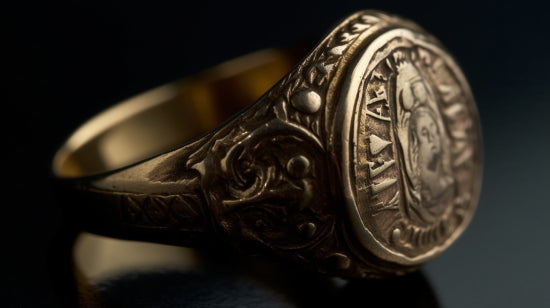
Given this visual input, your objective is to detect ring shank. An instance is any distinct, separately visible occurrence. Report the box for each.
[53,49,303,178]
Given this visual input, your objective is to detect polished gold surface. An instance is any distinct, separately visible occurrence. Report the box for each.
[53,10,482,279]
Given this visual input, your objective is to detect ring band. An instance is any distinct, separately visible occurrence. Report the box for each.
[53,10,482,278]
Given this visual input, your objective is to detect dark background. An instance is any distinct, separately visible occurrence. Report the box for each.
[4,0,550,307]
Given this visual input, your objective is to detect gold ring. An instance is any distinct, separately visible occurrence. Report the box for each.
[53,10,482,279]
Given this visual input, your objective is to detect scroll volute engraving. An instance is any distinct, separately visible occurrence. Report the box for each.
[192,112,335,250]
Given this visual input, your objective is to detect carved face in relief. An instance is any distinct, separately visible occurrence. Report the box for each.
[394,51,454,221]
[339,28,481,265]
[411,107,441,173]
[410,106,456,205]
[411,108,442,180]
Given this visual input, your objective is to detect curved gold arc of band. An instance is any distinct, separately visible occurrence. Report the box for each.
[53,49,302,179]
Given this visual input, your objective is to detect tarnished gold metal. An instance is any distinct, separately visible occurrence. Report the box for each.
[53,10,482,278]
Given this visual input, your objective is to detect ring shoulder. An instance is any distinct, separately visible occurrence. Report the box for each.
[174,12,406,277]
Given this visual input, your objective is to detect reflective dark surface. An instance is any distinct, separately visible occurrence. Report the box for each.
[81,251,440,307]
[5,0,550,306]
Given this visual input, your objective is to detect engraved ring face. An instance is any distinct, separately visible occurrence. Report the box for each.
[338,28,482,265]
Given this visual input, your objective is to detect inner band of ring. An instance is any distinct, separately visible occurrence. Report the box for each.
[53,48,305,178]
[52,48,317,249]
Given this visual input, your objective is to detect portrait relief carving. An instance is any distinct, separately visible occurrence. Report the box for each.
[392,50,454,224]
[350,30,481,262]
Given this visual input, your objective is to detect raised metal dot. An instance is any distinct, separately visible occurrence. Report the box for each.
[286,155,310,178]
[391,228,402,244]
[298,222,317,239]
[325,253,351,270]
[291,89,322,114]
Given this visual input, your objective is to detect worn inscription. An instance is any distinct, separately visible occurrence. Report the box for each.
[355,35,480,259]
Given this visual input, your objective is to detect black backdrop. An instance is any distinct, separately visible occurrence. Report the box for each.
[4,0,550,306]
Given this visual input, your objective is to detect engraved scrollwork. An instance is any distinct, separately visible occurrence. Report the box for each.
[193,115,334,250]
[175,12,400,275]
[269,13,385,141]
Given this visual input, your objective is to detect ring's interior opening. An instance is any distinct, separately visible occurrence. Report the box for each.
[53,48,305,178]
